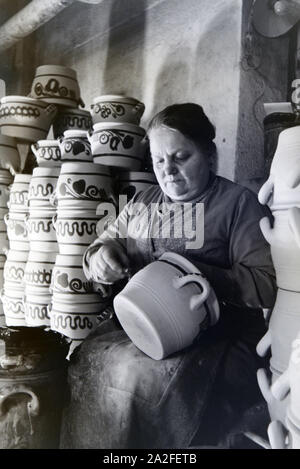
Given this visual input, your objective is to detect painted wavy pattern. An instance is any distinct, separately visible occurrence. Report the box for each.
[52,313,94,330]
[56,220,96,237]
[25,268,52,285]
[4,265,25,280]
[29,183,54,198]
[28,219,53,234]
[26,304,50,320]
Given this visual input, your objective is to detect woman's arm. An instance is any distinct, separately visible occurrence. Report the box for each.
[196,190,277,309]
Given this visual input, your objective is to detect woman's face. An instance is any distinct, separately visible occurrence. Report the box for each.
[149,125,211,201]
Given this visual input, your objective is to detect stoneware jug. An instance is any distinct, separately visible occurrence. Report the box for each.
[28,167,60,208]
[31,140,61,167]
[0,96,57,142]
[0,327,68,448]
[88,122,147,170]
[258,126,300,209]
[25,209,57,252]
[257,289,300,373]
[23,293,52,327]
[3,249,28,290]
[91,95,145,125]
[4,212,29,251]
[24,250,57,294]
[260,208,300,291]
[58,130,92,163]
[30,65,83,109]
[7,174,32,213]
[53,107,92,138]
[113,252,220,360]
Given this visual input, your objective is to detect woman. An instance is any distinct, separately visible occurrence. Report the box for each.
[62,104,276,449]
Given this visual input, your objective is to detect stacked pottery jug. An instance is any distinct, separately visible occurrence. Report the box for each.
[49,131,113,350]
[88,94,157,211]
[256,126,300,439]
[2,174,31,327]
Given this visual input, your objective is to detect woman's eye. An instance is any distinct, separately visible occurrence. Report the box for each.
[176,153,189,161]
[155,159,164,167]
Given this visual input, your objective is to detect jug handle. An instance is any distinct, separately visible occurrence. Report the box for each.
[3,213,9,225]
[271,369,290,401]
[52,214,57,230]
[0,385,39,417]
[288,207,300,249]
[49,189,57,207]
[259,217,274,245]
[256,330,271,357]
[257,368,273,404]
[172,273,212,320]
[258,178,274,206]
[268,421,288,449]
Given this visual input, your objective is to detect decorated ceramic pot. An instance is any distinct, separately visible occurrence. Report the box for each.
[1,289,26,327]
[3,249,28,290]
[118,171,158,200]
[0,169,13,186]
[114,252,220,360]
[24,251,57,294]
[0,134,20,174]
[31,140,62,167]
[53,108,92,138]
[0,96,57,142]
[0,184,10,210]
[257,367,289,425]
[23,293,51,327]
[49,299,101,340]
[58,130,92,162]
[53,209,101,255]
[260,209,300,291]
[7,174,31,212]
[53,162,113,209]
[4,212,29,251]
[30,65,83,109]
[28,167,60,208]
[51,254,93,294]
[91,95,145,125]
[25,209,57,252]
[51,292,104,304]
[257,289,300,374]
[88,123,147,170]
[259,127,300,209]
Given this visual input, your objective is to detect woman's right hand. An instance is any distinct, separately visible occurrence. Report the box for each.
[89,244,129,284]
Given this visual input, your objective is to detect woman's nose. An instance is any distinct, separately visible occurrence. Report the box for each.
[164,159,177,175]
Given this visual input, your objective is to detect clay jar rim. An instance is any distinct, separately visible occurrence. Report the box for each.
[31,167,61,177]
[0,96,50,106]
[12,174,32,184]
[57,107,91,117]
[92,122,146,135]
[60,161,111,175]
[54,254,84,266]
[34,139,60,148]
[92,95,144,106]
[63,130,89,139]
[34,64,78,79]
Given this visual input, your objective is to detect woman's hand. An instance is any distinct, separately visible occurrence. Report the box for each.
[89,244,129,284]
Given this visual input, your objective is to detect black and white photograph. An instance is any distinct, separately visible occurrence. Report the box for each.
[0,0,299,453]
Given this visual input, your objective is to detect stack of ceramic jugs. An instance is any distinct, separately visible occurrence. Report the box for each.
[0,135,19,326]
[256,126,300,449]
[88,95,157,211]
[47,130,113,351]
[2,173,31,327]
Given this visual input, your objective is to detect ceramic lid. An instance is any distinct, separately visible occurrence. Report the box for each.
[35,139,60,147]
[92,122,146,135]
[63,130,88,138]
[93,95,143,106]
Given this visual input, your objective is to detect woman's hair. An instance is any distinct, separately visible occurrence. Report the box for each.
[147,103,217,159]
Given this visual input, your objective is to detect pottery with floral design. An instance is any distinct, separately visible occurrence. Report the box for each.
[260,208,300,291]
[118,171,158,200]
[30,65,83,108]
[25,209,57,252]
[89,122,147,170]
[31,140,61,167]
[53,209,101,255]
[53,107,92,138]
[0,96,57,142]
[58,130,92,163]
[49,299,101,340]
[3,249,28,290]
[24,250,57,294]
[28,167,60,208]
[53,162,113,209]
[259,126,300,209]
[4,212,29,251]
[91,95,145,125]
[7,174,31,213]
[51,253,93,294]
[0,134,20,174]
[114,252,220,360]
